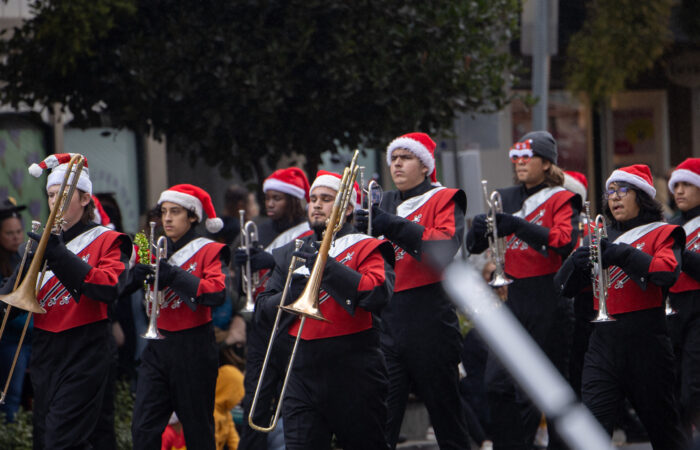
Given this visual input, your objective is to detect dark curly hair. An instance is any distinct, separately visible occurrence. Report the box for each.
[602,182,663,226]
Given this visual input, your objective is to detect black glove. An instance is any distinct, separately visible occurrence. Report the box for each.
[28,232,67,262]
[601,241,626,269]
[132,263,155,285]
[370,204,399,237]
[471,214,488,238]
[571,247,591,271]
[682,249,700,281]
[232,248,247,267]
[157,259,178,288]
[355,209,370,234]
[233,247,275,271]
[495,213,524,237]
[293,248,319,271]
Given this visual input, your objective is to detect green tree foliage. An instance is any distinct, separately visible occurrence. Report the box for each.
[565,0,673,104]
[1,0,521,178]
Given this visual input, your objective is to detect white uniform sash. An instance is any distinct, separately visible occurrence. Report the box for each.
[265,222,311,252]
[513,186,565,219]
[39,226,112,290]
[294,233,372,276]
[396,187,446,219]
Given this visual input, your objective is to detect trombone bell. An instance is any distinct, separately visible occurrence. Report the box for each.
[0,280,46,314]
[280,289,329,322]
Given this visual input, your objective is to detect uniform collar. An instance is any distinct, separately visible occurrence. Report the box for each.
[399,177,432,201]
[681,204,700,222]
[168,226,199,256]
[522,182,547,197]
[62,221,97,243]
[311,221,355,242]
[613,215,649,232]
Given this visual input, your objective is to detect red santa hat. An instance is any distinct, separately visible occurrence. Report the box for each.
[263,167,310,202]
[668,157,700,191]
[563,170,588,201]
[310,170,361,210]
[92,195,115,229]
[28,153,92,194]
[386,132,438,184]
[606,164,656,199]
[157,184,224,233]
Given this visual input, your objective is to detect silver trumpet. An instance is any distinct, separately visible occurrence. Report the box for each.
[142,222,169,340]
[239,210,261,314]
[585,202,615,323]
[359,166,383,236]
[481,180,512,287]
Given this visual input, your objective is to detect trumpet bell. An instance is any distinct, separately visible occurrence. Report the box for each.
[0,279,46,314]
[591,312,616,323]
[141,325,165,340]
[488,273,513,288]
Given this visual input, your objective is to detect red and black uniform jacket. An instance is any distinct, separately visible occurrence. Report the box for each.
[557,215,684,315]
[670,204,700,293]
[379,177,466,291]
[35,222,131,333]
[467,183,581,279]
[156,228,229,332]
[256,223,395,340]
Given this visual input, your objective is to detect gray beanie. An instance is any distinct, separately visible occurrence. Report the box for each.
[518,131,557,165]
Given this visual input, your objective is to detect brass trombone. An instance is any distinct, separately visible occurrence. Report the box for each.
[239,209,260,314]
[481,180,512,287]
[248,239,305,432]
[142,221,168,340]
[0,153,86,314]
[248,150,360,432]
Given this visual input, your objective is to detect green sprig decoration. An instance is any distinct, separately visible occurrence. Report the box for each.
[133,231,151,291]
[133,231,150,263]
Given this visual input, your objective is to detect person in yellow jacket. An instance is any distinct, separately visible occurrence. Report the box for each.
[215,363,245,450]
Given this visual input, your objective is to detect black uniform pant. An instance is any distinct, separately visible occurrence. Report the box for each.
[88,329,117,450]
[582,308,687,449]
[238,323,293,450]
[132,322,218,450]
[485,275,572,450]
[669,290,700,434]
[31,321,112,450]
[569,290,594,398]
[283,330,389,450]
[381,285,469,450]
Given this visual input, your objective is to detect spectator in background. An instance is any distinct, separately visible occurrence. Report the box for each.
[0,197,30,422]
[94,193,123,232]
[212,184,249,245]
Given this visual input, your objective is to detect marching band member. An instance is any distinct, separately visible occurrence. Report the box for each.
[667,157,700,434]
[6,154,132,448]
[128,184,229,450]
[256,170,395,450]
[562,170,594,398]
[236,167,311,450]
[357,132,469,449]
[556,164,687,448]
[466,131,581,449]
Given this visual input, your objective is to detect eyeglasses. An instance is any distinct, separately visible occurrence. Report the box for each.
[605,186,630,199]
[509,149,533,164]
